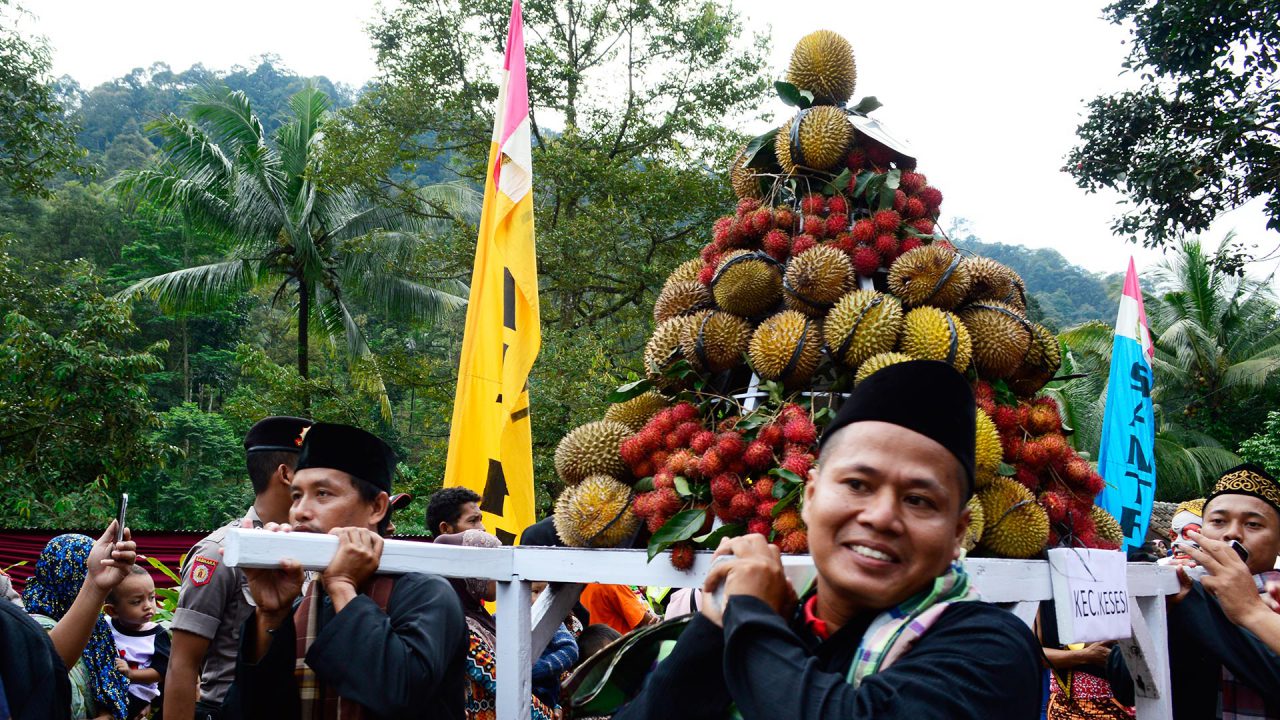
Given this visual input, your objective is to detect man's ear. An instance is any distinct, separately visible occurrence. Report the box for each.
[369,491,389,527]
[436,520,452,537]
[953,502,972,560]
[277,464,294,487]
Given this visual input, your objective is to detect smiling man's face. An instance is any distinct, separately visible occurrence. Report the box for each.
[803,421,970,614]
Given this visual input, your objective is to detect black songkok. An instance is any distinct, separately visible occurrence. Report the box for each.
[1207,463,1280,519]
[296,423,397,492]
[243,416,313,454]
[818,360,976,493]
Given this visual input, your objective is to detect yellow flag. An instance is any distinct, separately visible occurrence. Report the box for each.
[442,0,539,544]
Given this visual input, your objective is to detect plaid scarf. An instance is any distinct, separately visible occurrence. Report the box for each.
[294,576,396,720]
[846,559,981,688]
[1220,569,1280,720]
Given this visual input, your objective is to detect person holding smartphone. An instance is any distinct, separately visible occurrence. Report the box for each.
[1109,463,1280,718]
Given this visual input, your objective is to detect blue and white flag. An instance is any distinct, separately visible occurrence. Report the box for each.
[1097,258,1156,551]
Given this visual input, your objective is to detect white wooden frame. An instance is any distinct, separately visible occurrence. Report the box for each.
[224,529,1180,719]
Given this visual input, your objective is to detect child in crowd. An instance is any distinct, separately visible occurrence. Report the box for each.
[104,566,170,720]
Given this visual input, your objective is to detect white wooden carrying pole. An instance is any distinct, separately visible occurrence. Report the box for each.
[224,529,1180,719]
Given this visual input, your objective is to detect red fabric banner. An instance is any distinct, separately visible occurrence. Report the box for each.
[0,528,209,593]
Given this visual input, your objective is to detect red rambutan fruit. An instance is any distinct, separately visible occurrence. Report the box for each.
[651,450,670,470]
[729,491,757,520]
[620,437,646,466]
[717,416,741,433]
[710,473,740,503]
[783,418,817,445]
[825,213,850,237]
[1038,434,1070,462]
[872,209,902,233]
[672,403,698,423]
[697,264,715,285]
[778,529,809,553]
[712,217,733,245]
[1014,466,1041,493]
[758,423,785,448]
[1020,439,1050,469]
[1039,491,1071,524]
[910,218,935,236]
[763,229,791,260]
[800,193,826,216]
[633,460,655,478]
[773,508,802,534]
[792,234,817,256]
[826,195,849,215]
[749,208,774,237]
[992,405,1020,434]
[690,430,717,454]
[647,512,669,534]
[865,142,894,168]
[747,518,772,536]
[893,189,907,212]
[781,454,813,477]
[853,246,881,276]
[670,541,695,570]
[802,215,827,239]
[717,432,745,459]
[736,198,761,217]
[900,171,927,194]
[874,233,900,259]
[851,219,877,244]
[918,186,943,211]
[846,148,868,171]
[774,207,796,230]
[653,468,676,490]
[752,477,775,499]
[903,197,927,220]
[699,449,725,477]
[898,237,923,255]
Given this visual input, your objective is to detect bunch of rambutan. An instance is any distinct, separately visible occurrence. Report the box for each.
[972,381,1117,551]
[697,199,798,283]
[625,400,817,568]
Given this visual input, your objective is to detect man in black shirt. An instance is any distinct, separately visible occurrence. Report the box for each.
[617,361,1043,720]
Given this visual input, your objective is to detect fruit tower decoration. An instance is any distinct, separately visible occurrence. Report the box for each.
[550,30,1125,568]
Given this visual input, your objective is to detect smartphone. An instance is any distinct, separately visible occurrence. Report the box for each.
[1230,539,1249,564]
[116,493,128,543]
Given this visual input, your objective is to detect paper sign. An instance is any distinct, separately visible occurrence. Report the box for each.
[1048,548,1131,644]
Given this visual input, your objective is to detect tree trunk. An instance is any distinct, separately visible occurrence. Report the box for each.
[298,278,311,413]
[182,316,191,403]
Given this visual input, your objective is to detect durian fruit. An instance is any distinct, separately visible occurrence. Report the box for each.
[963,495,986,552]
[783,245,855,317]
[748,310,822,387]
[854,351,912,384]
[786,30,857,106]
[654,280,712,324]
[887,244,972,310]
[899,307,972,372]
[1008,323,1062,396]
[712,251,783,318]
[824,290,903,369]
[730,145,763,200]
[554,475,641,548]
[554,420,632,485]
[604,390,669,432]
[957,302,1033,379]
[666,258,704,287]
[974,409,1003,489]
[963,257,1018,304]
[644,316,695,389]
[1091,505,1125,547]
[680,310,753,373]
[977,477,1050,559]
[776,106,853,174]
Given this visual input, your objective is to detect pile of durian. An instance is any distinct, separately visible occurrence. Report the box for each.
[550,29,1124,565]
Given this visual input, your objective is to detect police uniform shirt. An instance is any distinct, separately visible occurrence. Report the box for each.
[171,507,262,705]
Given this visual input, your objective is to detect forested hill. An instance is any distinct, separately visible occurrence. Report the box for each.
[953,237,1122,330]
[63,58,355,178]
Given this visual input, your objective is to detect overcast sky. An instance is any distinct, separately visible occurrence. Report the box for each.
[28,0,1279,280]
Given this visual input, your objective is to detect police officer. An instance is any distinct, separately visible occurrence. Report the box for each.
[163,416,312,720]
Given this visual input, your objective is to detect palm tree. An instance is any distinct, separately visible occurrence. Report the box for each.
[115,85,479,416]
[1048,237,1280,499]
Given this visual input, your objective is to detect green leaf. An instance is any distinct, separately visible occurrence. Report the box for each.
[633,476,655,493]
[772,483,803,516]
[674,476,693,498]
[606,378,653,403]
[877,184,896,211]
[850,96,883,115]
[824,168,853,196]
[997,462,1017,477]
[853,170,878,197]
[775,81,814,108]
[993,379,1019,406]
[736,414,768,431]
[743,128,780,170]
[769,467,805,484]
[647,508,709,561]
[693,522,743,547]
[146,555,182,584]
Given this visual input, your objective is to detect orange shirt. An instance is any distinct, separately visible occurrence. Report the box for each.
[579,584,649,635]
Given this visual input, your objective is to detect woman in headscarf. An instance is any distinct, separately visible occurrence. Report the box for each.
[25,523,137,720]
[434,529,560,720]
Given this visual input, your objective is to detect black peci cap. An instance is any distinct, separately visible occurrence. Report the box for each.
[244,416,314,454]
[818,360,976,493]
[295,423,397,492]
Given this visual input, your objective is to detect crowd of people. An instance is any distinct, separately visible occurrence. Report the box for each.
[1,360,1279,720]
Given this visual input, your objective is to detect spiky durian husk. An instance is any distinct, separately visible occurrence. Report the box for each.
[977,477,1050,559]
[887,244,972,310]
[823,290,903,369]
[554,475,640,548]
[899,306,973,372]
[975,409,1003,489]
[963,495,986,552]
[964,257,1018,305]
[1008,323,1062,396]
[644,316,695,389]
[730,146,763,200]
[956,301,1033,379]
[1091,506,1125,548]
[666,258,704,288]
[748,310,822,387]
[604,390,670,432]
[654,280,712,324]
[786,30,857,106]
[775,106,854,174]
[854,351,913,384]
[680,310,753,374]
[554,420,632,486]
[712,251,783,318]
[783,245,855,317]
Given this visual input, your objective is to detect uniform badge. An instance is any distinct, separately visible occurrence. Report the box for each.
[191,556,218,587]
